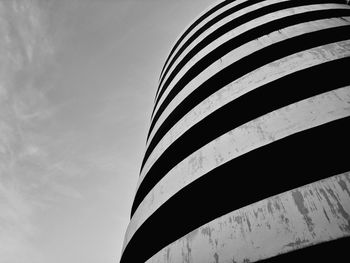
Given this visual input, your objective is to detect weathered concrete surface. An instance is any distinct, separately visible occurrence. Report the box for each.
[155,0,310,120]
[142,15,350,184]
[159,0,250,83]
[122,1,350,261]
[146,172,350,263]
[140,38,350,189]
[149,4,350,148]
[158,0,291,93]
[123,85,350,252]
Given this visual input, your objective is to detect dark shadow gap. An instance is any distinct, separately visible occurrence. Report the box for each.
[141,17,350,176]
[152,0,345,120]
[157,0,236,88]
[133,55,350,217]
[156,0,266,101]
[121,117,350,263]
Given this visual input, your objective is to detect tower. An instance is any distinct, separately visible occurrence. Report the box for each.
[120,0,350,262]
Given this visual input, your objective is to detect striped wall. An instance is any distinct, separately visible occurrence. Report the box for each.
[120,0,350,262]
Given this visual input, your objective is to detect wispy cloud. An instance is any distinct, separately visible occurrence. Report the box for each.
[0,177,43,263]
[0,0,80,261]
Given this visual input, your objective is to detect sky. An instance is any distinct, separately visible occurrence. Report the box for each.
[0,0,216,262]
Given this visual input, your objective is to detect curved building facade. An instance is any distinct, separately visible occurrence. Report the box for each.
[120,0,350,262]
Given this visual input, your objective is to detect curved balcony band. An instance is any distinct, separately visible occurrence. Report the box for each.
[155,0,274,104]
[135,9,350,216]
[120,1,350,262]
[153,0,341,119]
[143,2,350,178]
[156,0,238,89]
[150,0,347,130]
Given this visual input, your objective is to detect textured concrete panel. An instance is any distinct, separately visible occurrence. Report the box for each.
[145,15,350,175]
[159,0,250,81]
[121,1,350,262]
[150,5,350,144]
[124,85,350,251]
[140,40,350,186]
[146,172,350,263]
[159,0,290,91]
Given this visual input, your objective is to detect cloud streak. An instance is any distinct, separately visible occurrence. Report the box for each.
[1,1,218,262]
[0,1,75,261]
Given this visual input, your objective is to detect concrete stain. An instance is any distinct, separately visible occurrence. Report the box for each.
[345,173,350,184]
[215,153,225,165]
[280,214,290,225]
[166,247,170,262]
[323,207,331,223]
[182,239,192,263]
[201,226,212,238]
[319,188,337,216]
[201,226,214,245]
[188,152,204,174]
[259,207,266,220]
[285,237,309,249]
[181,245,186,263]
[274,200,281,211]
[338,178,350,197]
[292,190,309,214]
[326,187,350,232]
[292,190,314,232]
[214,252,219,263]
[267,200,274,214]
[186,241,191,257]
[256,124,267,141]
[246,215,252,232]
[314,188,323,202]
[234,216,242,225]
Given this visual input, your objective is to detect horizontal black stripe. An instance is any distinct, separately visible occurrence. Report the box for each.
[141,18,350,178]
[121,116,350,263]
[158,0,236,85]
[132,55,350,217]
[149,6,350,149]
[152,0,346,121]
[156,0,266,101]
